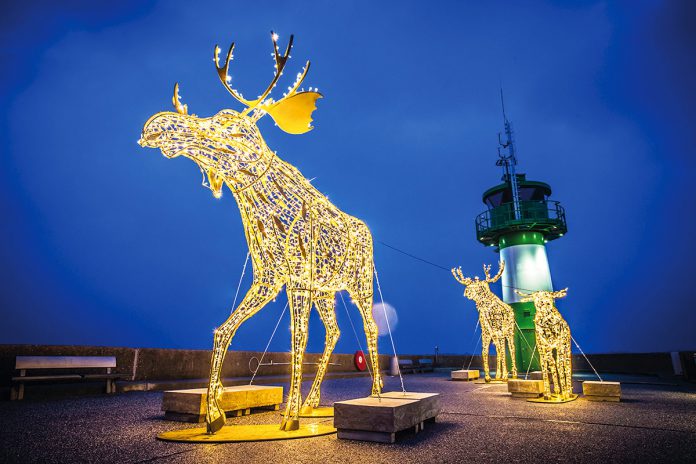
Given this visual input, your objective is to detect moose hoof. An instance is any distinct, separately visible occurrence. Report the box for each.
[280,418,300,431]
[206,412,226,434]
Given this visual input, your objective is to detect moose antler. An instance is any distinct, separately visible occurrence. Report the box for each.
[451,267,473,286]
[172,83,188,115]
[214,32,322,134]
[483,260,505,283]
[214,31,295,112]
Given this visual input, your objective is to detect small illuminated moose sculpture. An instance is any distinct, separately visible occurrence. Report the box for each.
[515,289,574,401]
[139,33,383,433]
[452,261,517,382]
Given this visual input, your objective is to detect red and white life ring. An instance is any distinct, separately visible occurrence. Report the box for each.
[354,350,367,371]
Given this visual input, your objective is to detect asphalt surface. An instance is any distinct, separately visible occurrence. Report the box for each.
[1,373,695,463]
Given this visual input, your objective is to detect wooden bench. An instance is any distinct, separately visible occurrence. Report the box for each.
[11,356,122,400]
[398,359,417,374]
[398,358,434,374]
[416,358,434,373]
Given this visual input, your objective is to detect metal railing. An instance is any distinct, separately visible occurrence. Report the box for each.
[475,200,567,237]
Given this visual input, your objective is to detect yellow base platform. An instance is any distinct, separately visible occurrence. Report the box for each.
[298,407,334,418]
[527,394,579,404]
[157,423,336,443]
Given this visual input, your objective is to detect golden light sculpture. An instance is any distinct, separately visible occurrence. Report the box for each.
[515,289,577,402]
[452,261,517,382]
[139,32,383,439]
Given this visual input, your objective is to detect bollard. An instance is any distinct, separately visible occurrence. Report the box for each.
[390,356,400,376]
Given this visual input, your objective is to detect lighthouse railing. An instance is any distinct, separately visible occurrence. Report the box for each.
[475,200,567,238]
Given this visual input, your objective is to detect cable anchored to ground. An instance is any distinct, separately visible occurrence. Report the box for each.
[374,265,407,395]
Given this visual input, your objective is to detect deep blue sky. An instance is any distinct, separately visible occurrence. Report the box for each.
[1,1,694,355]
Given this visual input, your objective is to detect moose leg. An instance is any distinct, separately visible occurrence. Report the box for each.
[493,340,501,380]
[558,351,570,399]
[548,351,561,396]
[566,340,573,398]
[482,333,492,382]
[507,333,518,379]
[205,281,280,434]
[539,349,551,399]
[498,338,508,380]
[280,288,312,431]
[302,293,340,412]
[556,352,564,397]
[562,337,573,398]
[353,294,383,396]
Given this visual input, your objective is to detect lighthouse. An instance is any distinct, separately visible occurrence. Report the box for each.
[475,92,568,372]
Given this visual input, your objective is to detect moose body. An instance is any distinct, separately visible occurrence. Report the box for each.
[139,33,382,434]
[516,289,572,400]
[452,261,517,382]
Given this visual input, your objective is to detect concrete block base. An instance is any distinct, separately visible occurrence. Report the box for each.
[508,379,544,398]
[583,381,621,402]
[451,369,480,381]
[162,385,283,423]
[334,391,440,443]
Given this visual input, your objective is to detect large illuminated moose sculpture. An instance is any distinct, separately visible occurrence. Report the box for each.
[139,32,383,434]
[452,261,517,382]
[515,289,573,400]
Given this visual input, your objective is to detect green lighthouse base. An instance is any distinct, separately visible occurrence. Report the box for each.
[510,301,540,372]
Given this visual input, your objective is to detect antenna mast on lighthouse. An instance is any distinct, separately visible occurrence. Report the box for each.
[496,88,521,220]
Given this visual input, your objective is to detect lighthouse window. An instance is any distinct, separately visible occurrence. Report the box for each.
[485,191,505,208]
[518,187,547,202]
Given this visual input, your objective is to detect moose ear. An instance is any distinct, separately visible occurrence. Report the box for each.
[264,91,322,134]
[553,288,568,299]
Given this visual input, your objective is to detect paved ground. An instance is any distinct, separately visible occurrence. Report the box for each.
[1,373,695,463]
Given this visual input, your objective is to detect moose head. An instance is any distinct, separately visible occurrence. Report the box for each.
[515,288,568,313]
[138,32,322,198]
[451,260,505,303]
